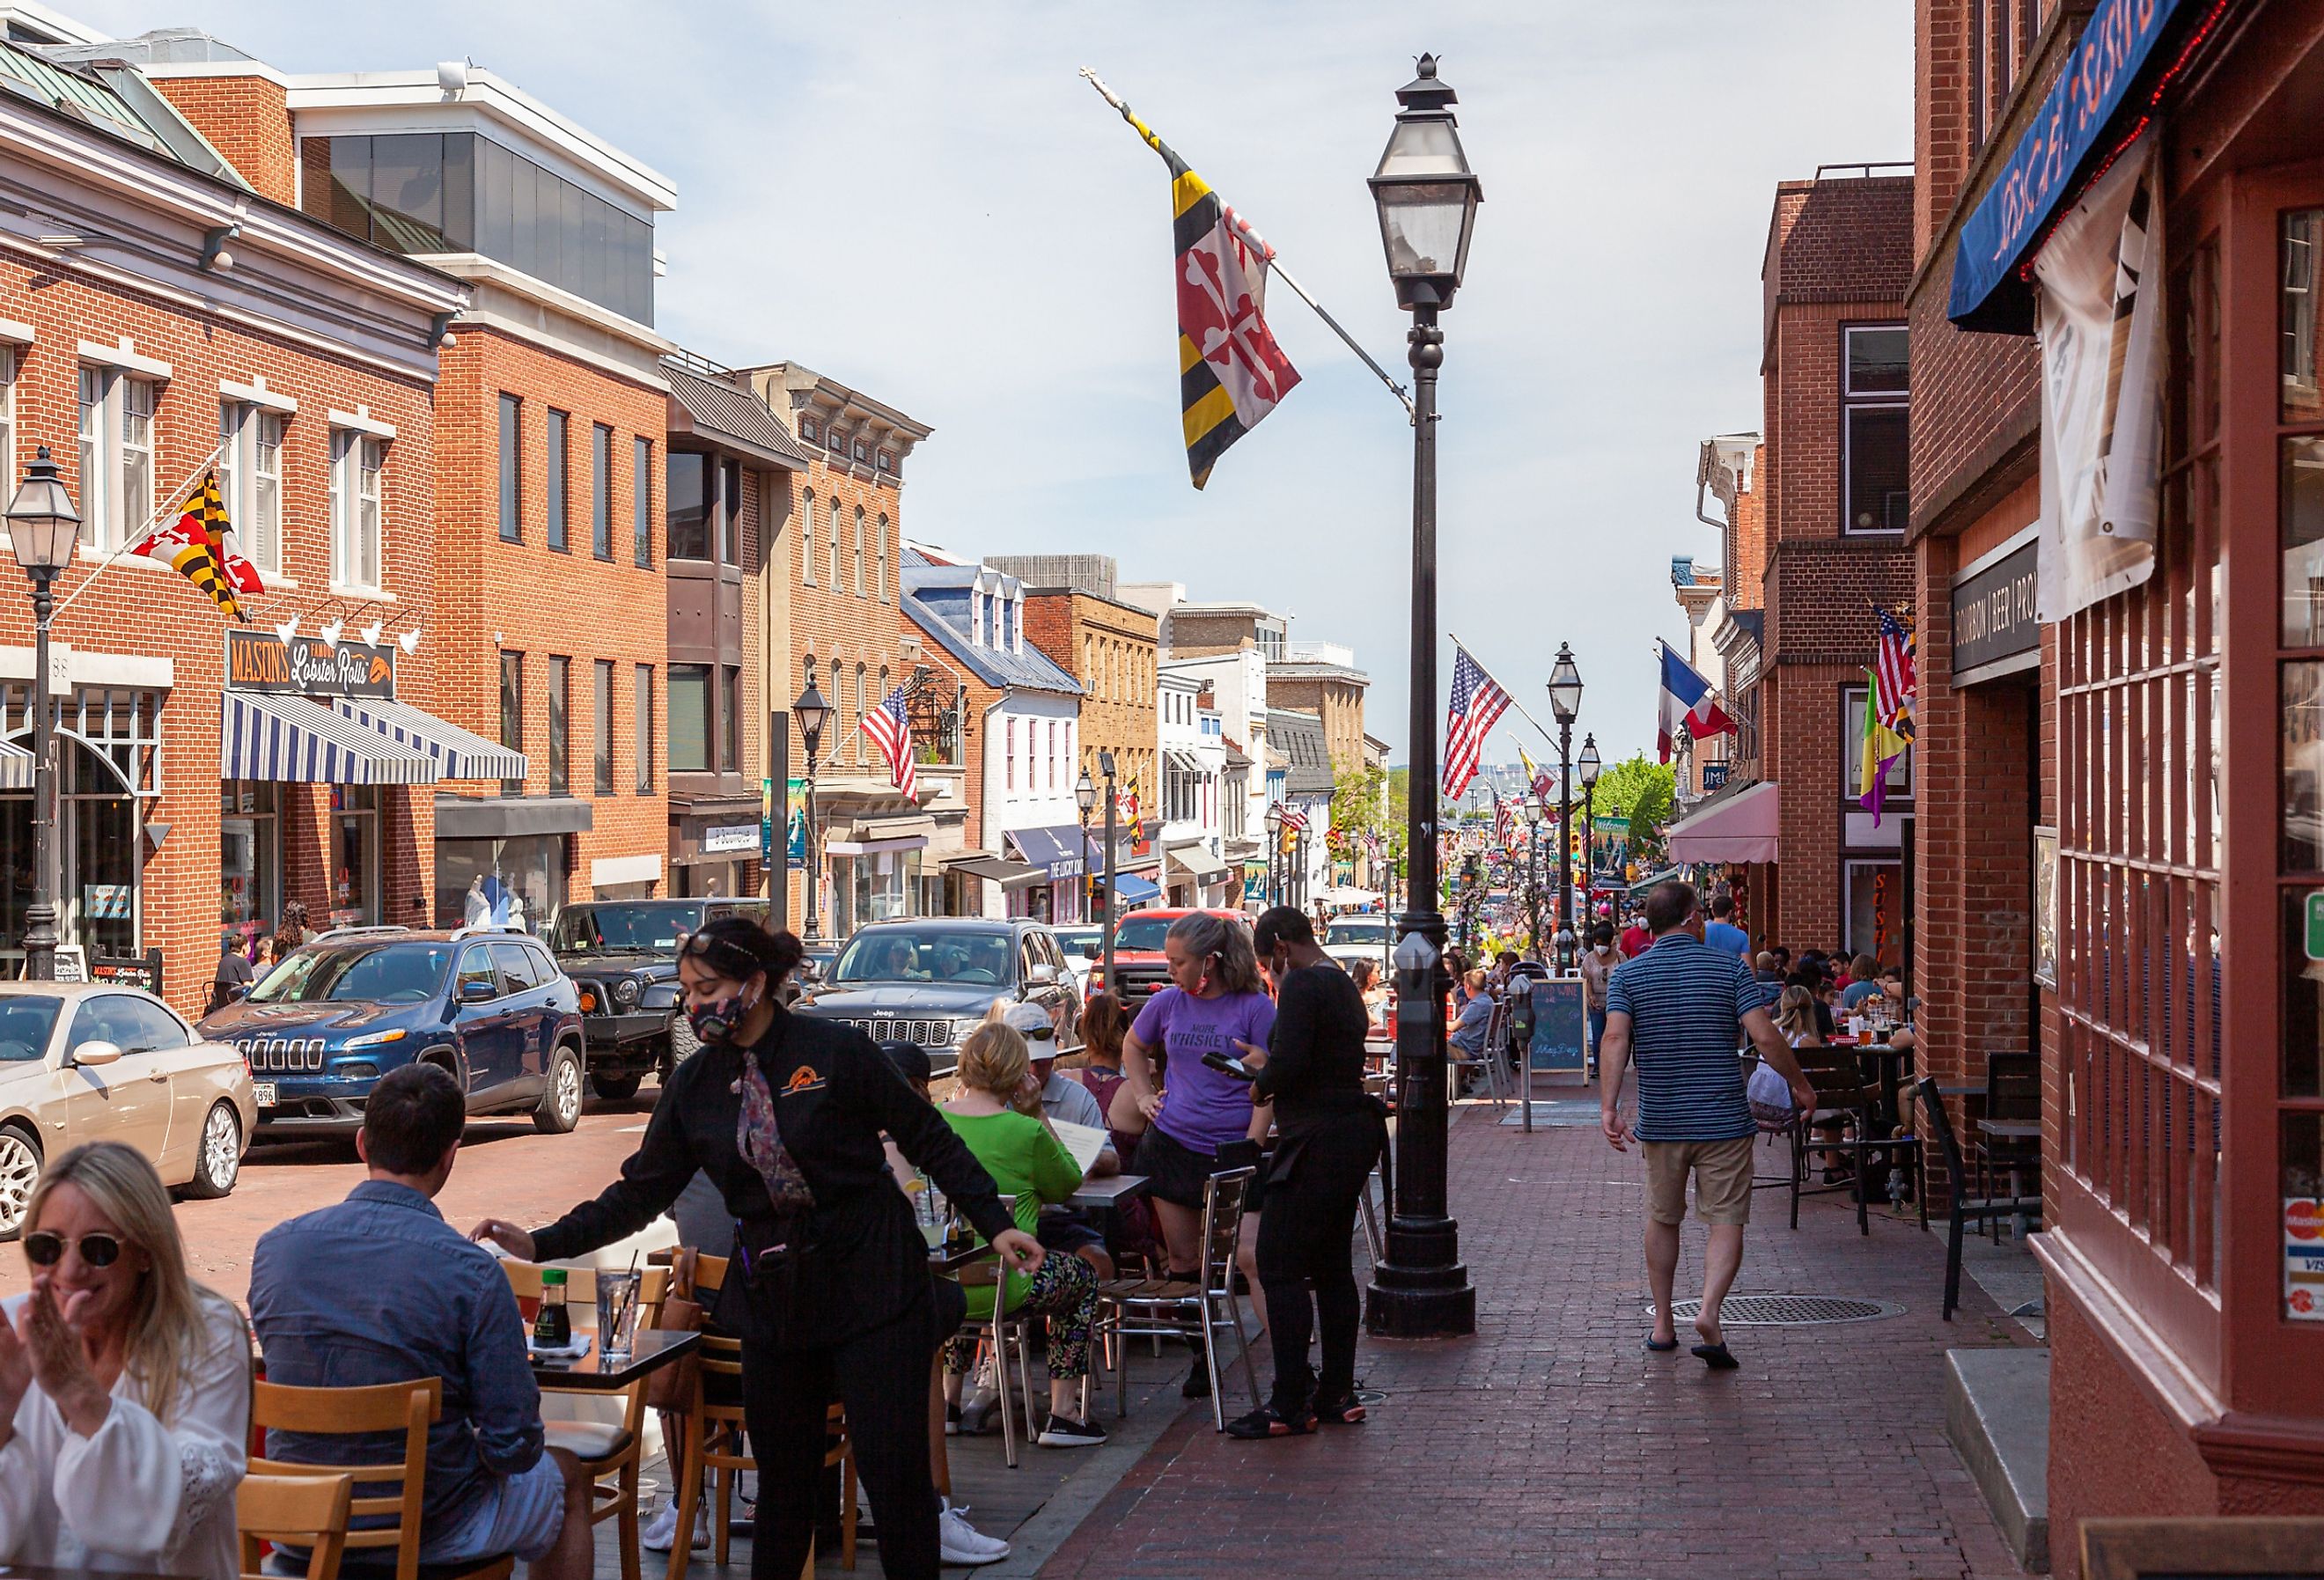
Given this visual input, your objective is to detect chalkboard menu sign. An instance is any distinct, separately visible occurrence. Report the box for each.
[1526,978,1588,1077]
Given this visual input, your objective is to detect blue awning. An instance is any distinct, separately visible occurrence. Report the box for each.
[222,694,438,785]
[1005,824,1085,881]
[1111,872,1161,905]
[1947,0,2203,333]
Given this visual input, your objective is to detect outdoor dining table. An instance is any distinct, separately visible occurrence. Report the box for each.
[928,1238,996,1273]
[527,1324,700,1391]
[1069,1172,1149,1210]
[1976,1118,2043,1238]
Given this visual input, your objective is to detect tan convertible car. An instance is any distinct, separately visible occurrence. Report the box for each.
[0,982,257,1238]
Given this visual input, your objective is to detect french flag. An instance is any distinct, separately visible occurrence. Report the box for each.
[1658,645,1737,763]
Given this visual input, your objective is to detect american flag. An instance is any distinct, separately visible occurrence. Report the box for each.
[1493,796,1517,852]
[1278,803,1310,834]
[1443,643,1510,801]
[860,681,917,800]
[1873,607,1917,743]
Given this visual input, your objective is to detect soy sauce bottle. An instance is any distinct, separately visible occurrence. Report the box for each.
[533,1268,571,1348]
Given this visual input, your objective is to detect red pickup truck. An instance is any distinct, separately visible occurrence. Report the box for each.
[1083,907,1249,1014]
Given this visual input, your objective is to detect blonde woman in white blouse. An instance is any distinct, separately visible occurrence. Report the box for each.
[0,1141,249,1580]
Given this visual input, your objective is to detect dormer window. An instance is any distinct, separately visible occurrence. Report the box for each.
[853,439,872,463]
[800,417,819,443]
[827,427,847,453]
[877,451,894,473]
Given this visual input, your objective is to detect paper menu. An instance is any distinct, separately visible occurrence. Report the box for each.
[1048,1118,1110,1177]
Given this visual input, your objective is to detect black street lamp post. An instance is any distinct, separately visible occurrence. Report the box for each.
[1522,797,1543,955]
[1366,51,1481,1339]
[792,680,831,941]
[1547,643,1583,970]
[1075,768,1098,924]
[1099,751,1119,988]
[5,449,79,982]
[1578,732,1602,926]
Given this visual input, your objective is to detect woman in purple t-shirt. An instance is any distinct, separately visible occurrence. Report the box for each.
[1117,911,1274,1395]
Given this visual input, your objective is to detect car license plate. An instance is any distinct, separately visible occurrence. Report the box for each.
[253,1082,276,1108]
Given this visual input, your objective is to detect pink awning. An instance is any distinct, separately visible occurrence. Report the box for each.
[1666,780,1779,865]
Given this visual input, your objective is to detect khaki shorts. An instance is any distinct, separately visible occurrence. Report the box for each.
[1643,1136,1755,1227]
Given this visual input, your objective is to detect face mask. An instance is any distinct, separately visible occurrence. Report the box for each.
[687,981,761,1045]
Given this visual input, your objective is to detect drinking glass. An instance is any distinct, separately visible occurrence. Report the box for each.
[596,1271,643,1363]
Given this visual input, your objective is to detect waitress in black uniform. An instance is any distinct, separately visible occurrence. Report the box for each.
[470,918,1039,1580]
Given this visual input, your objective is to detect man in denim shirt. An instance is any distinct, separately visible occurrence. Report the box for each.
[250,1065,591,1580]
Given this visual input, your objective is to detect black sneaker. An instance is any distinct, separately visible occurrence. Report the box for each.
[1037,1414,1107,1448]
[1181,1358,1212,1399]
[944,1402,963,1437]
[1225,1406,1316,1439]
[1311,1392,1368,1425]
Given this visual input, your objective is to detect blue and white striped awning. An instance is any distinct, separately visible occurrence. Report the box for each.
[332,697,527,782]
[222,694,438,785]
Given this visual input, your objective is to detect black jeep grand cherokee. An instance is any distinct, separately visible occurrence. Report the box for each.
[544,897,769,1099]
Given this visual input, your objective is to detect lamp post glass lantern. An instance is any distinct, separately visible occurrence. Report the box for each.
[1578,732,1601,915]
[1075,768,1097,922]
[5,448,78,982]
[1369,51,1482,1341]
[1546,642,1581,959]
[1099,751,1118,988]
[792,680,830,941]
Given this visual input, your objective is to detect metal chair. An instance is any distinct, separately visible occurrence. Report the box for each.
[1447,999,1510,1111]
[1979,1051,2043,1240]
[1916,1076,2044,1319]
[1788,1042,1881,1235]
[947,1196,1045,1470]
[1095,1166,1262,1431]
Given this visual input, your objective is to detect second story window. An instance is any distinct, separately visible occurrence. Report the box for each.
[548,656,570,794]
[635,664,653,793]
[77,368,155,553]
[593,659,614,795]
[669,665,710,773]
[546,410,570,551]
[1843,325,1909,535]
[497,393,521,541]
[633,437,652,566]
[853,505,865,596]
[667,452,710,561]
[592,424,613,560]
[722,460,742,566]
[498,650,524,797]
[800,488,817,584]
[329,430,385,592]
[827,496,842,584]
[876,513,890,601]
[220,402,285,577]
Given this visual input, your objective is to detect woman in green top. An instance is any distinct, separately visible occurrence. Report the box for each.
[938,1022,1106,1449]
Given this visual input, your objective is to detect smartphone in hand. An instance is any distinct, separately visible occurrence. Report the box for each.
[1202,1048,1257,1082]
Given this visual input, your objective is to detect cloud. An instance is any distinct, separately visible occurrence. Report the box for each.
[85,0,1910,762]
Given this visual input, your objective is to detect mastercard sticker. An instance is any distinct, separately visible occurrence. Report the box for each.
[2286,1199,2324,1321]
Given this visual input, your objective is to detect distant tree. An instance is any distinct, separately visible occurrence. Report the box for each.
[1585,754,1677,864]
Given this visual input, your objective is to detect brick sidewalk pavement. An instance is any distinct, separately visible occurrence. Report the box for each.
[1037,1098,2031,1580]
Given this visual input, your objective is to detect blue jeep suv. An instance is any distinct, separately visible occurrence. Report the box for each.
[197,928,587,1140]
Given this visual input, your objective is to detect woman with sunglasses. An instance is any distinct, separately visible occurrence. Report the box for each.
[470,917,1038,1580]
[0,1142,250,1580]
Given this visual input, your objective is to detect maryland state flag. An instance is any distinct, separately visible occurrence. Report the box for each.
[129,474,261,621]
[1093,77,1300,488]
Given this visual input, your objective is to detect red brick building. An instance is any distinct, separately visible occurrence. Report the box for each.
[1909,0,2324,1563]
[129,38,684,925]
[739,362,934,935]
[1754,169,1916,959]
[0,33,464,1016]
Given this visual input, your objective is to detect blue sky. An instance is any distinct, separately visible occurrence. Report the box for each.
[76,0,1914,768]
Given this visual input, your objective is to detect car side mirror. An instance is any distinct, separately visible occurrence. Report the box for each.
[70,1040,123,1067]
[1026,961,1058,986]
[459,979,498,1004]
[1080,943,1099,959]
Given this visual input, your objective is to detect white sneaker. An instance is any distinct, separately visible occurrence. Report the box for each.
[938,1501,1009,1565]
[959,1383,1000,1433]
[639,1498,707,1554]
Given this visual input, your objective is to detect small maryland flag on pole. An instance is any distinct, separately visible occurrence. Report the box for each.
[130,474,261,621]
[1084,72,1300,489]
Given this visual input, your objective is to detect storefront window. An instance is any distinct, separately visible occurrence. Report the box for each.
[330,784,379,928]
[1842,859,1902,967]
[842,849,920,930]
[435,834,570,933]
[220,782,280,950]
[0,691,159,966]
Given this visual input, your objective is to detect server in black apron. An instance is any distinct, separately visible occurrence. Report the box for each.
[469,918,1038,1580]
[1228,905,1389,1438]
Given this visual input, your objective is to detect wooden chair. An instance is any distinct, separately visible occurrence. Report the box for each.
[501,1261,672,1580]
[1916,1077,2044,1319]
[665,1253,853,1580]
[239,1472,354,1580]
[1787,1042,1881,1235]
[1094,1166,1262,1432]
[250,1377,513,1580]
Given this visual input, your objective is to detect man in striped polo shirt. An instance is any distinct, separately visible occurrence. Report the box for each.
[1599,880,1814,1369]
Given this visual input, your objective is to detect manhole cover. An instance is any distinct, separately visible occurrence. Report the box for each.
[1649,1294,1901,1326]
[1352,1387,1386,1404]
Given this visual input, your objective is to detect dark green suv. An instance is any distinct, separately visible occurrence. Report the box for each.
[545,898,769,1099]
